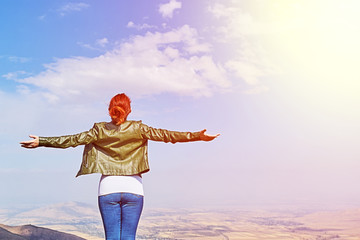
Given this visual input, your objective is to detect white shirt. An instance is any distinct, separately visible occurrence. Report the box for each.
[98,175,144,196]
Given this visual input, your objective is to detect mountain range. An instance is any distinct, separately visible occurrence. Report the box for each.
[0,223,85,240]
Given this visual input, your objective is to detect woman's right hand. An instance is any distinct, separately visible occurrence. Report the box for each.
[199,129,220,141]
[20,135,40,148]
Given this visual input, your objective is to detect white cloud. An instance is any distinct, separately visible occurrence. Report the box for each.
[208,2,282,93]
[38,15,46,21]
[159,0,182,19]
[58,2,90,16]
[127,21,157,30]
[208,3,237,19]
[16,25,230,103]
[96,38,109,47]
[225,41,279,89]
[208,2,295,37]
[2,71,29,80]
[77,38,109,51]
[163,47,179,59]
[16,85,31,95]
[223,43,280,94]
[77,41,97,50]
[7,56,31,63]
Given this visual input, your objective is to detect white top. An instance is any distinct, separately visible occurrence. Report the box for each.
[98,175,144,196]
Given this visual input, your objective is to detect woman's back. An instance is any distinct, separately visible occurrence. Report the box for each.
[20,93,219,240]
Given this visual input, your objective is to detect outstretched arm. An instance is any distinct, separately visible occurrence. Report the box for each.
[20,135,40,148]
[20,123,99,149]
[140,122,219,143]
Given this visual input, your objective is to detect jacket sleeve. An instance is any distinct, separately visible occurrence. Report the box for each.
[38,123,99,148]
[139,123,201,143]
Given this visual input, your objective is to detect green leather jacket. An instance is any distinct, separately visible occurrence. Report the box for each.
[39,121,201,177]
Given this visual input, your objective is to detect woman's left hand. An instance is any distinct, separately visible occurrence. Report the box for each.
[199,129,220,141]
[20,135,39,148]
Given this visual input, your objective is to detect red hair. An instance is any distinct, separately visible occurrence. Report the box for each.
[109,93,131,125]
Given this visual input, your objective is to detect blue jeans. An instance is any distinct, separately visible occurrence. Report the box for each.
[98,192,144,240]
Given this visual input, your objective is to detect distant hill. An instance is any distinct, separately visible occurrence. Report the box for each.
[3,201,100,225]
[0,224,86,240]
[0,226,27,240]
[0,202,103,240]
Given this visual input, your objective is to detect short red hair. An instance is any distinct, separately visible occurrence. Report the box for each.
[109,93,131,125]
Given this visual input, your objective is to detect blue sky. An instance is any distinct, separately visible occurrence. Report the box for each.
[1,0,360,209]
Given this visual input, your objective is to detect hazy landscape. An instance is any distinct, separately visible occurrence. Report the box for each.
[1,202,360,239]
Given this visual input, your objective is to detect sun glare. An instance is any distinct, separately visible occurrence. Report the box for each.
[254,0,360,110]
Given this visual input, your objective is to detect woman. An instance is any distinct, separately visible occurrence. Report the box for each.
[20,93,219,240]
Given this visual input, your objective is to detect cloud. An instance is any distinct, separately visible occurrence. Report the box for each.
[16,85,31,95]
[208,2,238,19]
[127,21,158,30]
[77,38,109,51]
[77,42,97,50]
[208,1,282,93]
[7,56,31,63]
[208,2,296,37]
[57,2,90,16]
[225,56,273,94]
[224,40,280,94]
[159,0,182,19]
[16,25,230,103]
[2,71,29,80]
[38,15,46,21]
[95,38,109,47]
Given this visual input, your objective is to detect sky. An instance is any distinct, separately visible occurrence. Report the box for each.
[1,0,360,210]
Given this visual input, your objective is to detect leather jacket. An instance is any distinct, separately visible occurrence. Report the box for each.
[39,121,201,177]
